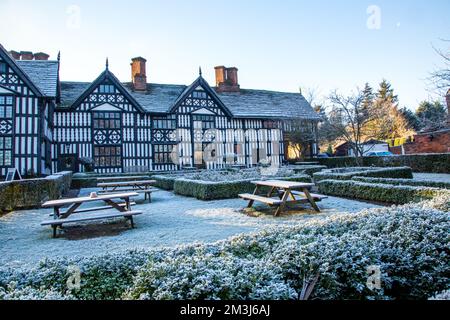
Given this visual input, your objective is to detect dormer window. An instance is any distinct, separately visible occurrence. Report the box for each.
[99,85,115,94]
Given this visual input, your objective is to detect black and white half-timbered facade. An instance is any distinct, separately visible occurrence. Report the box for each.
[0,44,320,176]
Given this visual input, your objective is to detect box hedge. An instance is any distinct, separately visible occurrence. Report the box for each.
[352,176,450,189]
[292,165,328,176]
[0,172,73,212]
[173,174,312,200]
[313,167,413,183]
[317,153,450,173]
[317,179,450,204]
[152,175,181,191]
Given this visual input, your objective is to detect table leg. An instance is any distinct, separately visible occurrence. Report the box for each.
[125,197,131,211]
[275,189,291,217]
[247,185,259,208]
[303,188,320,212]
[60,203,82,219]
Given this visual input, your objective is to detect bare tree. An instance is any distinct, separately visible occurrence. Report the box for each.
[429,40,450,93]
[285,119,317,160]
[327,89,375,165]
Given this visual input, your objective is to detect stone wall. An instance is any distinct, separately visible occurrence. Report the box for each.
[0,171,73,213]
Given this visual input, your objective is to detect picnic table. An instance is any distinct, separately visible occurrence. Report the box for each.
[41,192,142,238]
[96,176,150,182]
[239,180,327,216]
[97,180,156,202]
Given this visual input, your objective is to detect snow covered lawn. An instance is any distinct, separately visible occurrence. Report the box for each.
[0,188,381,269]
[413,173,450,183]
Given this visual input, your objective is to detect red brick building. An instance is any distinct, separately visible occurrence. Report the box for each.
[390,89,450,155]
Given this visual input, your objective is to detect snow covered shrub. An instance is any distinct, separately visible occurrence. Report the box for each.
[124,198,449,300]
[352,177,450,190]
[0,250,151,300]
[174,178,255,200]
[152,175,179,190]
[292,165,328,176]
[125,253,296,300]
[318,179,450,204]
[313,167,413,183]
[429,289,450,300]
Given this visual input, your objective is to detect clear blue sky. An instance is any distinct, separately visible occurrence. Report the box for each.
[1,0,449,110]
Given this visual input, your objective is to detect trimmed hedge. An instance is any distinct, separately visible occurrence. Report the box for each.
[0,172,73,212]
[317,179,450,204]
[352,177,450,190]
[174,174,312,200]
[313,167,413,183]
[152,175,181,191]
[292,165,328,176]
[317,153,450,173]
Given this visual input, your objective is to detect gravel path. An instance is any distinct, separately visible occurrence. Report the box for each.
[0,188,380,268]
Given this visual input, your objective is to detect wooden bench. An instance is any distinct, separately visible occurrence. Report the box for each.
[98,189,154,202]
[47,202,136,216]
[238,194,283,206]
[41,210,143,237]
[96,176,150,182]
[290,191,328,201]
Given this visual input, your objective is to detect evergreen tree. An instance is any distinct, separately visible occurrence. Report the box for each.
[399,107,421,131]
[416,100,448,131]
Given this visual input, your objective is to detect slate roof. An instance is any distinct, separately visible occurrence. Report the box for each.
[60,80,320,120]
[16,60,59,97]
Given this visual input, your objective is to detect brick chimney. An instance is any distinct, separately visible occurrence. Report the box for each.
[131,57,147,91]
[446,89,450,127]
[215,66,240,93]
[9,50,21,60]
[34,52,50,60]
[20,51,34,60]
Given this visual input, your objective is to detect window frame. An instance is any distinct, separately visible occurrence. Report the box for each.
[93,145,122,168]
[0,94,14,167]
[153,144,174,164]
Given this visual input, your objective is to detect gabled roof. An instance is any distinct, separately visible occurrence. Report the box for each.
[217,89,321,120]
[0,44,44,97]
[16,60,59,97]
[169,75,233,117]
[67,68,145,113]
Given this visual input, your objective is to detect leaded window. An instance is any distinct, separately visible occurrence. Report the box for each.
[152,116,176,129]
[94,146,121,168]
[0,95,13,167]
[93,112,121,129]
[193,115,215,129]
[154,144,173,164]
[98,84,115,94]
[192,91,207,99]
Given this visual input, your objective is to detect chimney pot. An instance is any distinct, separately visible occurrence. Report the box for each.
[9,50,21,60]
[215,65,240,93]
[34,52,50,60]
[20,51,34,60]
[131,57,147,91]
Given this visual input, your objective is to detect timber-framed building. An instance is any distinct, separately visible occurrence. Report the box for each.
[0,44,320,176]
